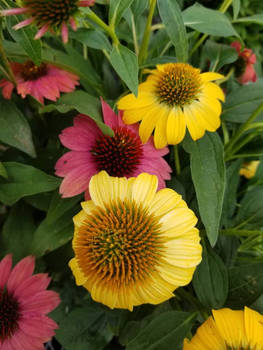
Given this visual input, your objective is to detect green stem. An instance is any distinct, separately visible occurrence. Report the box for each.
[225,100,263,157]
[219,0,233,13]
[221,121,229,145]
[225,134,256,161]
[138,0,157,65]
[0,22,16,85]
[220,229,263,237]
[174,145,181,175]
[85,10,119,46]
[131,13,139,56]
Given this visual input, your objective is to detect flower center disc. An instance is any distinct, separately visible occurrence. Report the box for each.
[156,63,202,107]
[21,61,47,81]
[91,127,143,177]
[75,200,163,287]
[0,289,20,342]
[22,0,79,27]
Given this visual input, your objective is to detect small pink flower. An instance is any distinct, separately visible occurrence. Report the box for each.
[0,254,60,350]
[231,41,257,84]
[1,0,95,44]
[0,60,79,104]
[55,99,172,198]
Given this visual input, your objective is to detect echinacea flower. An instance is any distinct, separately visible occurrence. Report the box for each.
[117,63,225,148]
[0,254,60,350]
[0,60,79,104]
[240,160,260,179]
[231,41,257,84]
[183,307,263,350]
[69,171,202,310]
[55,99,172,198]
[1,0,95,44]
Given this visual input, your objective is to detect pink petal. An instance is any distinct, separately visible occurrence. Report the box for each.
[19,316,57,339]
[239,64,257,84]
[0,254,12,289]
[0,80,15,99]
[34,24,49,40]
[101,97,119,128]
[55,151,97,177]
[70,17,77,31]
[59,166,95,197]
[78,0,96,6]
[231,41,241,53]
[13,274,51,300]
[142,139,169,157]
[8,329,43,350]
[21,290,60,314]
[1,8,28,16]
[61,22,69,44]
[13,17,34,30]
[7,256,35,293]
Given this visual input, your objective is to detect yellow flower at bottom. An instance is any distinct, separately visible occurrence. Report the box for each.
[183,307,263,350]
[240,160,260,179]
[69,171,202,310]
[117,63,225,148]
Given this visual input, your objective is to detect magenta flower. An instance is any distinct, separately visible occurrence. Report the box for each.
[0,254,60,350]
[231,41,257,84]
[1,0,95,44]
[0,60,79,104]
[55,99,172,198]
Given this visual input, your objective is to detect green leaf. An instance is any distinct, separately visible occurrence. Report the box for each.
[126,311,197,350]
[1,202,36,262]
[222,79,263,123]
[29,209,75,257]
[0,163,8,179]
[203,40,238,71]
[158,0,188,62]
[183,3,238,37]
[228,263,263,307]
[70,28,111,50]
[110,44,138,96]
[0,162,60,206]
[40,91,113,136]
[6,12,41,65]
[183,133,226,246]
[56,300,113,350]
[234,14,263,25]
[232,0,240,20]
[0,98,36,157]
[109,0,135,27]
[193,243,228,309]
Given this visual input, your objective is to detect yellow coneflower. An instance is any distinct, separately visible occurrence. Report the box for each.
[69,171,202,310]
[183,307,263,350]
[117,63,225,148]
[240,160,260,179]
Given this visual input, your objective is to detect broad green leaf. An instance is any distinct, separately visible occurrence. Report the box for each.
[193,243,228,309]
[183,133,226,246]
[1,202,36,262]
[0,98,36,157]
[40,91,113,136]
[203,40,238,71]
[232,0,240,20]
[126,311,197,350]
[0,162,8,179]
[234,14,263,25]
[55,300,113,350]
[29,209,75,257]
[6,7,41,65]
[110,44,138,95]
[0,162,60,206]
[70,28,111,50]
[109,0,135,27]
[228,263,263,307]
[222,79,263,123]
[183,3,238,37]
[158,0,188,62]
[131,0,148,18]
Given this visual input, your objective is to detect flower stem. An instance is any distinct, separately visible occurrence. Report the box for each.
[225,100,263,158]
[174,145,181,175]
[138,0,157,65]
[85,9,119,46]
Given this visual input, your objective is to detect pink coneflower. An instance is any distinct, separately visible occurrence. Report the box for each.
[1,0,95,44]
[231,41,257,84]
[0,60,79,104]
[55,99,172,198]
[0,254,60,350]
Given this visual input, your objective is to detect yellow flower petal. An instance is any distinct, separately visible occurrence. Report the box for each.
[191,100,221,132]
[117,84,154,110]
[149,188,183,217]
[244,306,263,350]
[69,258,87,286]
[81,200,96,214]
[157,263,195,286]
[139,103,163,143]
[166,107,187,145]
[183,104,206,141]
[200,72,224,83]
[202,82,225,102]
[73,209,87,228]
[154,108,170,148]
[131,173,158,205]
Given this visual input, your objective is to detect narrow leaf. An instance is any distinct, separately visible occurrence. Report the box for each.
[109,0,135,27]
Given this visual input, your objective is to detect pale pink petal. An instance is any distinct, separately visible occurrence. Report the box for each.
[13,274,51,300]
[7,256,35,293]
[101,97,119,128]
[17,80,32,98]
[13,17,34,30]
[0,254,12,288]
[34,24,49,40]
[1,8,28,16]
[61,22,69,44]
[79,0,95,6]
[59,166,95,197]
[55,151,97,177]
[21,290,60,314]
[239,64,257,84]
[0,80,15,99]
[69,17,77,31]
